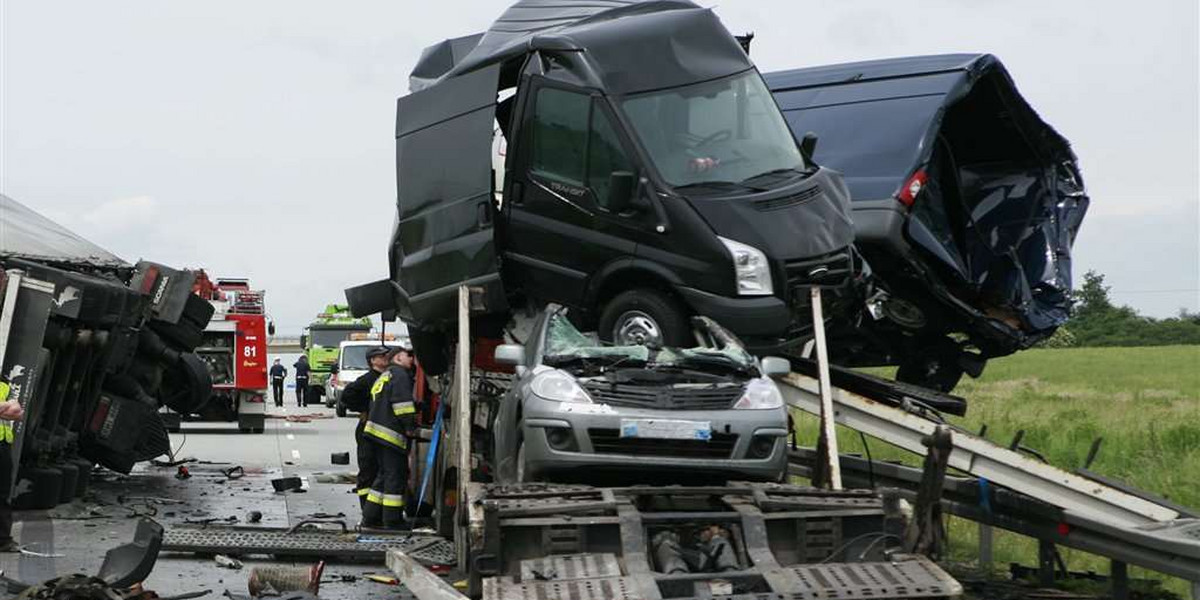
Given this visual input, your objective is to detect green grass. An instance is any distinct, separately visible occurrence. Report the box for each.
[791,345,1200,596]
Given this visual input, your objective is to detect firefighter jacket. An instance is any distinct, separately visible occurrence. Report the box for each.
[363,365,416,452]
[341,369,383,414]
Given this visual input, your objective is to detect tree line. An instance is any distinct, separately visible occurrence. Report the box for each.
[1040,271,1200,347]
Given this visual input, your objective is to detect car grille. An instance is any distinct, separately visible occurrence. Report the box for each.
[587,429,738,459]
[581,383,744,410]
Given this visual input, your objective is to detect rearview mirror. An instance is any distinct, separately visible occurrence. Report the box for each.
[607,171,636,213]
[799,132,818,162]
[300,335,308,349]
[761,356,791,378]
[494,344,525,366]
[268,321,276,336]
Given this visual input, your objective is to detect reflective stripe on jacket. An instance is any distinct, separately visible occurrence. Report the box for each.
[363,366,416,452]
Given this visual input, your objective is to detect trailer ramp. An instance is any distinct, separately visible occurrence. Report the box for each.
[780,371,1200,586]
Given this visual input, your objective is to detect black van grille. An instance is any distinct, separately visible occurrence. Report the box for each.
[753,185,822,212]
[785,250,854,294]
[587,429,738,459]
[582,383,744,410]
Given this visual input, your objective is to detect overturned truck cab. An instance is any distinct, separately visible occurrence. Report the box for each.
[351,0,860,373]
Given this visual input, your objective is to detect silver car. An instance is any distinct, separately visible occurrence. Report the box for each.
[491,307,791,484]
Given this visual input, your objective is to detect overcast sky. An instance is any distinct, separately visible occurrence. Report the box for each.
[2,0,1197,333]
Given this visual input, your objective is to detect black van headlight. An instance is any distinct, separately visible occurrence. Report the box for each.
[719,237,773,296]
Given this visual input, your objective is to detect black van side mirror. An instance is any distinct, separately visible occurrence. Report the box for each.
[607,171,636,213]
[799,132,819,162]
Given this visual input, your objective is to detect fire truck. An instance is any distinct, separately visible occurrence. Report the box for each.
[161,272,270,434]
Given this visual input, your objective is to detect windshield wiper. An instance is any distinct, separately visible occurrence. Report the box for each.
[674,180,765,193]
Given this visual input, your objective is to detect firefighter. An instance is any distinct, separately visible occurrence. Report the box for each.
[269,358,287,407]
[362,347,417,529]
[292,355,310,407]
[340,345,390,515]
[0,377,24,552]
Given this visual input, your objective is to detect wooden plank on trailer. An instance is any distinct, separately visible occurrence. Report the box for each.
[387,549,468,600]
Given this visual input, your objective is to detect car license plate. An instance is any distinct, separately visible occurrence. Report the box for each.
[620,419,711,441]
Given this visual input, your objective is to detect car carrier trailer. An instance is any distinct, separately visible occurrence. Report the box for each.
[369,285,1198,600]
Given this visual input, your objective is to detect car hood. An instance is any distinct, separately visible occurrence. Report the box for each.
[682,167,855,262]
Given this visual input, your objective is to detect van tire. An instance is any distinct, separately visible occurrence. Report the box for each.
[336,401,348,418]
[598,289,691,347]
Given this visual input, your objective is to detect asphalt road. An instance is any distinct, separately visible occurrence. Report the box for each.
[1,375,424,599]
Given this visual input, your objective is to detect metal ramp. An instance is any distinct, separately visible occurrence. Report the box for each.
[779,371,1200,586]
[162,525,456,565]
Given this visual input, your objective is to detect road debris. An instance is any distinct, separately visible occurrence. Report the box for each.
[214,554,244,570]
[246,510,263,524]
[247,562,324,596]
[270,477,303,493]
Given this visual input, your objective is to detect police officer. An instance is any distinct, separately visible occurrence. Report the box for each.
[292,355,311,407]
[362,347,417,529]
[0,377,25,552]
[339,346,390,515]
[269,359,287,407]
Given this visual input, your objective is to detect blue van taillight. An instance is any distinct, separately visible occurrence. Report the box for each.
[897,170,928,208]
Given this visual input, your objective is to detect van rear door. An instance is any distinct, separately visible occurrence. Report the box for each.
[392,64,506,326]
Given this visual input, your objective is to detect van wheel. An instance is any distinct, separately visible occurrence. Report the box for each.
[598,289,691,347]
[896,338,965,392]
[336,401,347,418]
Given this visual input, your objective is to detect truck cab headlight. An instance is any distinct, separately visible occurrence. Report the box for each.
[719,237,773,296]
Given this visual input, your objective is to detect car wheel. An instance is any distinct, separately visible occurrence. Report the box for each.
[336,401,347,418]
[598,289,691,347]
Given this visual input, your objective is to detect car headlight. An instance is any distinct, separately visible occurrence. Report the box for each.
[531,370,592,403]
[719,237,773,296]
[733,377,783,410]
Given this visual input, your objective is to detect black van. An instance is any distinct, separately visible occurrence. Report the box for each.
[765,55,1089,390]
[353,0,859,372]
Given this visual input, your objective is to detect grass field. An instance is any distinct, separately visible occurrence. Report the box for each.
[791,345,1200,595]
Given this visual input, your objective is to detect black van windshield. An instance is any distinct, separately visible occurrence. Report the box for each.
[620,71,804,189]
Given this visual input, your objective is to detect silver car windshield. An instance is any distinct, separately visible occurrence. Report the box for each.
[543,313,755,374]
[620,70,804,189]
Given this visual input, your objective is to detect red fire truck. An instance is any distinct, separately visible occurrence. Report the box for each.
[161,272,270,433]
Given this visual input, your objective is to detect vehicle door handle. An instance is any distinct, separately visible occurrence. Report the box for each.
[511,181,525,206]
[477,202,492,229]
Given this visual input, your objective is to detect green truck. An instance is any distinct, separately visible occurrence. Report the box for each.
[300,304,371,405]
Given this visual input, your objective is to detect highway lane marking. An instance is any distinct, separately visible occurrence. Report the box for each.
[287,434,295,440]
[291,449,301,459]
[284,422,291,428]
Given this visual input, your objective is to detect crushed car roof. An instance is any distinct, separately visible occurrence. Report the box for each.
[409,0,752,94]
[0,194,128,270]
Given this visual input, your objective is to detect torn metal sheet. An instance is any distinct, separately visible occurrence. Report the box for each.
[767,54,1088,361]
